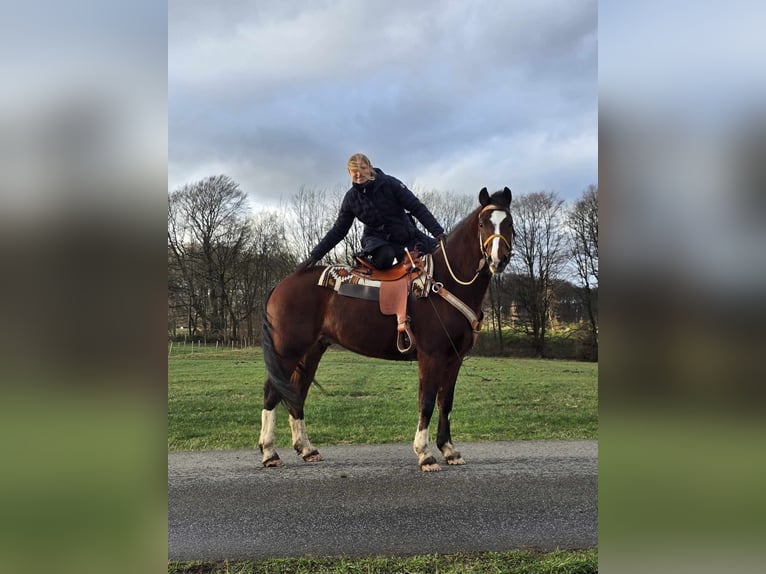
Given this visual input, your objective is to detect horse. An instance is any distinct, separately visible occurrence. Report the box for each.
[259,186,514,471]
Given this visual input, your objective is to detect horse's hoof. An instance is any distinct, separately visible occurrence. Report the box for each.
[420,463,441,472]
[445,451,465,465]
[263,454,283,468]
[303,451,323,463]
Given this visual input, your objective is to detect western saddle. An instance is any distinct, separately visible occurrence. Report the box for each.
[352,249,424,353]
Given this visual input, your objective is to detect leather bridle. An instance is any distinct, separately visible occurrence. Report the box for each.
[437,203,513,286]
[478,204,513,267]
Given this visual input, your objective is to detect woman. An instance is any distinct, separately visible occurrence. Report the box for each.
[297,153,446,271]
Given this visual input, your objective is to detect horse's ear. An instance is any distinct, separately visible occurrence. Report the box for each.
[503,186,512,204]
[479,187,490,206]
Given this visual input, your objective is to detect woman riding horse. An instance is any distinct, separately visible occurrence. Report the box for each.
[261,186,514,471]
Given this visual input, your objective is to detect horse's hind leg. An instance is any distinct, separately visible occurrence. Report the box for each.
[259,339,328,466]
[259,379,284,467]
[288,339,329,462]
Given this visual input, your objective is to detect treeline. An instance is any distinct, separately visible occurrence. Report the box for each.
[168,176,598,360]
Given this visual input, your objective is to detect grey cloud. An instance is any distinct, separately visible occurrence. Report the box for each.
[170,0,597,203]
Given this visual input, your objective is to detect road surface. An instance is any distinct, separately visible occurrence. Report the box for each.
[169,440,597,560]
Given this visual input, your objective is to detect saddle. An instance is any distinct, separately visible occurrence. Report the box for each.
[316,250,431,353]
[351,250,424,353]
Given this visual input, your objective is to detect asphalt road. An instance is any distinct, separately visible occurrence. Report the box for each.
[168,440,597,561]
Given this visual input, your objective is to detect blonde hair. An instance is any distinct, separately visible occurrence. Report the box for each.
[347,153,376,180]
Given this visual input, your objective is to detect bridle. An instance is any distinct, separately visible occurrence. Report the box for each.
[478,203,512,265]
[425,203,513,351]
[438,204,513,286]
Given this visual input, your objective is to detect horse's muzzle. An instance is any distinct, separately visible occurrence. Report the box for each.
[489,254,510,275]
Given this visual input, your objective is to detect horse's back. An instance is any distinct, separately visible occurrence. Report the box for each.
[267,267,418,361]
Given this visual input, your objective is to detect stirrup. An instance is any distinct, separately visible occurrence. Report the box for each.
[396,318,415,353]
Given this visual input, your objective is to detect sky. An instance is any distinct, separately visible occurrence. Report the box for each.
[169,0,597,208]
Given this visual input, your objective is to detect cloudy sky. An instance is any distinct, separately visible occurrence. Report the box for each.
[169,0,597,208]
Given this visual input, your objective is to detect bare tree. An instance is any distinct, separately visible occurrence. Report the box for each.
[288,185,336,261]
[411,188,474,233]
[487,274,505,352]
[168,193,207,334]
[168,175,251,339]
[231,210,293,341]
[510,191,570,357]
[568,184,599,353]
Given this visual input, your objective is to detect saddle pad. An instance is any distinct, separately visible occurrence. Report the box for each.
[317,254,433,299]
[410,254,433,298]
[317,265,381,293]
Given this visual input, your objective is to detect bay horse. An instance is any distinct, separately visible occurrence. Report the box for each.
[259,187,514,471]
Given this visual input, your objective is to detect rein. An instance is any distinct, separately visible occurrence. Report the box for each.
[438,237,485,286]
[437,203,510,286]
[428,203,511,350]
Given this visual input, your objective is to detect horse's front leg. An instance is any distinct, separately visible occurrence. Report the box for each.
[436,374,465,465]
[414,357,443,471]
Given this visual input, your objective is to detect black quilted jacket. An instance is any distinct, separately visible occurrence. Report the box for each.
[310,168,445,260]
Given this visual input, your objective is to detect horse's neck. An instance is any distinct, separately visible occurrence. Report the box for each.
[432,215,490,308]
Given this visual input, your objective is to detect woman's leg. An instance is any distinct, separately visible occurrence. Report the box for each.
[370,244,398,269]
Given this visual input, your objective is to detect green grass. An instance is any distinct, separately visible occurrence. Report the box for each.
[169,549,597,573]
[168,345,597,451]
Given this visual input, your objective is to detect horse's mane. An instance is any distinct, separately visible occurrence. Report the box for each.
[449,205,481,238]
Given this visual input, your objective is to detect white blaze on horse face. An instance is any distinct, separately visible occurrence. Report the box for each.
[489,210,508,271]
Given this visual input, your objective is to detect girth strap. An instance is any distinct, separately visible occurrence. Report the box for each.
[432,283,483,347]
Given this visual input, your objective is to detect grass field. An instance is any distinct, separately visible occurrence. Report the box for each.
[168,345,597,450]
[168,548,598,573]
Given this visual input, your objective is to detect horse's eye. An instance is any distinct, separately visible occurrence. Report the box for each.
[478,222,483,227]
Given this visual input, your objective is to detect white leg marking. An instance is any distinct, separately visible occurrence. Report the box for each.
[413,427,440,471]
[413,427,429,457]
[259,408,280,464]
[289,415,322,461]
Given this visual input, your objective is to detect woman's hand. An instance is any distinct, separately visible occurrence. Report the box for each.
[295,256,318,272]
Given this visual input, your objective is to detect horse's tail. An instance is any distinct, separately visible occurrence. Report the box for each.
[261,305,300,412]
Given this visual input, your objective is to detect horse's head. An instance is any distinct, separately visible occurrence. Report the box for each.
[478,187,514,274]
